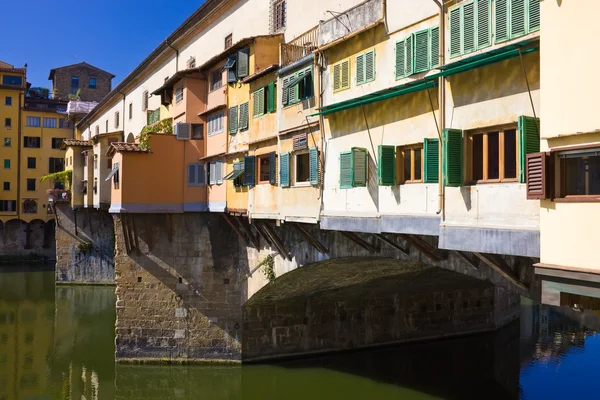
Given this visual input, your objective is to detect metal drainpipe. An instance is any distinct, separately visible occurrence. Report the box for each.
[167,41,180,72]
[432,0,446,220]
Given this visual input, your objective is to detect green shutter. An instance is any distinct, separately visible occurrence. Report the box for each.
[340,151,353,189]
[377,145,396,186]
[449,6,462,57]
[288,73,297,103]
[405,35,414,76]
[267,82,276,113]
[495,0,509,43]
[282,76,290,105]
[365,50,375,82]
[395,39,405,79]
[442,128,463,187]
[269,152,277,185]
[352,148,368,187]
[309,147,319,185]
[244,155,255,186]
[423,138,439,183]
[239,102,249,130]
[303,68,313,99]
[463,2,476,54]
[430,27,440,69]
[333,64,341,91]
[253,88,265,117]
[237,48,249,78]
[356,53,365,85]
[280,152,290,187]
[528,0,540,31]
[414,30,430,73]
[518,116,540,183]
[511,0,526,37]
[477,0,492,48]
[228,106,238,134]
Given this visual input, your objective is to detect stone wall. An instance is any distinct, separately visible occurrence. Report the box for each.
[113,213,247,362]
[55,204,115,284]
[52,64,112,102]
[0,219,55,262]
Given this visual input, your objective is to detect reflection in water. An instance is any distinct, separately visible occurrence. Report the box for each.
[1,269,600,399]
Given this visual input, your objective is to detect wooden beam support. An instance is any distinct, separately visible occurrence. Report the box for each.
[221,213,249,245]
[398,234,443,262]
[340,231,379,254]
[374,233,409,255]
[238,217,261,249]
[455,250,479,270]
[121,214,132,254]
[253,222,271,246]
[292,223,329,254]
[261,221,292,260]
[473,252,528,290]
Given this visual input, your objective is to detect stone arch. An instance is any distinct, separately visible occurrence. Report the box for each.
[126,132,135,143]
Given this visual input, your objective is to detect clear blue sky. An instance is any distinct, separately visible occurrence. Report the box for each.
[2,0,205,89]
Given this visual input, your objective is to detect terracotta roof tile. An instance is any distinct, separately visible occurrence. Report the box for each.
[106,142,150,157]
[61,139,92,150]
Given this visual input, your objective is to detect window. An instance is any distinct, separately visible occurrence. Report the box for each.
[188,163,206,186]
[26,179,36,191]
[187,56,196,69]
[95,125,100,136]
[43,118,56,128]
[2,75,22,85]
[0,200,16,211]
[356,49,376,85]
[224,55,237,83]
[4,118,10,128]
[58,118,71,129]
[5,96,11,106]
[4,159,10,169]
[228,106,239,134]
[24,137,41,148]
[340,148,367,188]
[253,83,276,117]
[192,124,204,139]
[142,90,149,112]
[3,182,9,191]
[175,85,184,104]
[208,162,223,185]
[89,77,97,88]
[295,152,310,184]
[71,76,79,87]
[22,199,37,214]
[207,113,224,136]
[211,70,223,91]
[49,157,64,173]
[332,59,350,93]
[127,102,133,119]
[283,68,312,106]
[273,0,286,31]
[4,138,10,147]
[27,157,36,169]
[396,26,439,79]
[26,117,40,127]
[224,34,233,50]
[468,127,517,183]
[257,153,276,184]
[397,145,423,183]
[229,161,245,188]
[559,149,600,197]
[114,111,120,129]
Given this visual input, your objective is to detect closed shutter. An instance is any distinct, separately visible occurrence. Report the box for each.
[352,148,367,187]
[365,50,375,82]
[340,151,353,189]
[303,69,313,99]
[227,56,237,83]
[333,64,341,91]
[253,88,265,117]
[414,30,429,73]
[282,76,290,105]
[405,35,413,76]
[267,82,276,113]
[518,115,540,183]
[356,53,365,85]
[477,0,492,48]
[442,128,463,187]
[228,106,238,133]
[528,0,540,31]
[292,133,307,150]
[237,48,249,78]
[209,162,216,185]
[449,6,462,57]
[280,152,290,187]
[269,152,277,185]
[395,39,405,78]
[197,164,206,185]
[526,152,550,200]
[244,155,255,186]
[463,2,476,54]
[341,59,350,90]
[239,102,249,130]
[309,147,319,185]
[188,164,196,185]
[495,0,509,43]
[216,161,223,184]
[511,0,526,37]
[377,145,396,186]
[423,138,439,183]
[430,27,440,68]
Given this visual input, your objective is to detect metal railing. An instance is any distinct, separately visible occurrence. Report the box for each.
[281,26,319,67]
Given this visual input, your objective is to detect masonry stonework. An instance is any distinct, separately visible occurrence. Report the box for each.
[51,63,113,102]
[0,219,55,262]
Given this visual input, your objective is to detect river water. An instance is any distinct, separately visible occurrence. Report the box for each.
[1,268,600,400]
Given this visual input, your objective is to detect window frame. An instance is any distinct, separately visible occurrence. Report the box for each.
[293,150,311,187]
[556,146,600,201]
[4,118,10,128]
[175,85,184,104]
[24,137,41,149]
[128,102,133,119]
[3,182,9,191]
[210,69,223,92]
[332,59,351,93]
[43,118,56,128]
[355,49,376,86]
[51,138,63,149]
[26,178,36,192]
[89,77,97,89]
[466,124,519,185]
[27,157,36,169]
[71,76,79,88]
[4,138,11,147]
[114,111,120,129]
[273,0,286,32]
[26,116,41,127]
[397,144,424,184]
[257,154,271,184]
[224,34,233,50]
[5,96,12,106]
[208,112,224,136]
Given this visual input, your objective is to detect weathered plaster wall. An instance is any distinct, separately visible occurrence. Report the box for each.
[0,219,55,260]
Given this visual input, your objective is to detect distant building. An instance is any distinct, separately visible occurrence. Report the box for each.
[48,62,114,102]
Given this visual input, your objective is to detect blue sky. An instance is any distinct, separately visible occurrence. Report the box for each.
[2,0,204,89]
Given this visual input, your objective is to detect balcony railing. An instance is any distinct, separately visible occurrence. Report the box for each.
[281,26,319,67]
[47,189,71,203]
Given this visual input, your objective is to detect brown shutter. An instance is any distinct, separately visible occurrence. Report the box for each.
[292,133,307,150]
[526,152,552,200]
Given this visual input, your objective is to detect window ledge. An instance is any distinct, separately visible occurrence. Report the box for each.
[553,197,600,203]
[293,182,311,188]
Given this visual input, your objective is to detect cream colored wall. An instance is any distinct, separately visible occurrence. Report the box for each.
[83,151,93,208]
[248,140,278,218]
[386,0,437,34]
[225,156,248,212]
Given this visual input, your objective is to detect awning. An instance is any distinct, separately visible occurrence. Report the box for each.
[435,46,538,78]
[105,163,119,182]
[284,70,312,89]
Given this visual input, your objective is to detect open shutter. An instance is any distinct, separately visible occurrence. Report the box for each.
[430,27,440,68]
[463,2,476,54]
[340,151,353,189]
[423,138,439,183]
[216,161,223,184]
[288,75,297,104]
[280,152,290,187]
[227,56,237,83]
[526,152,551,200]
[365,50,375,82]
[341,59,350,90]
[352,148,368,187]
[449,6,462,57]
[442,128,463,187]
[239,102,249,130]
[333,64,341,91]
[198,164,205,185]
[303,69,313,99]
[405,35,413,76]
[228,106,238,133]
[282,76,290,105]
[518,115,540,183]
[356,53,365,85]
[309,147,319,185]
[528,0,540,31]
[377,145,396,186]
[237,48,249,78]
[244,155,255,186]
[511,0,526,37]
[414,30,430,73]
[269,152,277,185]
[395,39,406,78]
[495,0,509,43]
[267,82,276,113]
[253,88,264,117]
[477,0,492,48]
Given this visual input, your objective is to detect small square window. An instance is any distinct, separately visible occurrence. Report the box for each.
[3,182,9,191]
[224,34,233,50]
[27,157,36,169]
[211,70,223,91]
[5,96,12,106]
[192,124,204,140]
[4,138,10,147]
[26,179,36,191]
[89,77,96,89]
[273,0,286,31]
[4,159,10,169]
[72,76,79,87]
[5,118,11,128]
